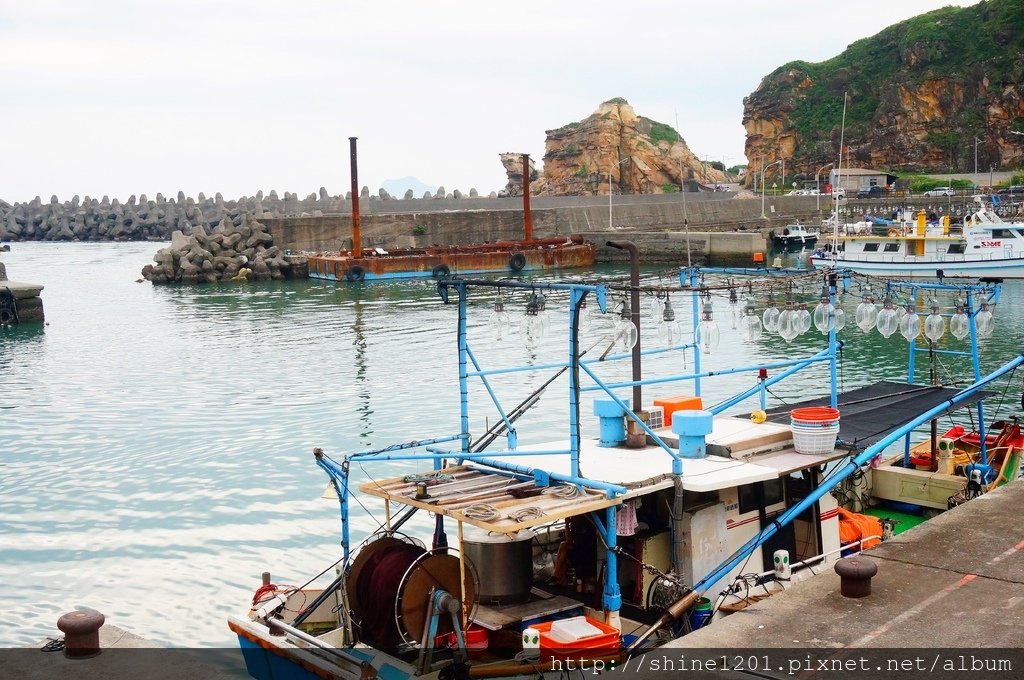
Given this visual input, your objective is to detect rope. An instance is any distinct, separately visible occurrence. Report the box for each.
[462,504,499,521]
[542,484,581,498]
[41,638,64,653]
[508,507,544,522]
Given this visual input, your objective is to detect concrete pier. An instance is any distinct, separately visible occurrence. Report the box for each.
[18,620,243,679]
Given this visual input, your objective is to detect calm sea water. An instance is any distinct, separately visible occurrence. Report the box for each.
[2,242,1021,648]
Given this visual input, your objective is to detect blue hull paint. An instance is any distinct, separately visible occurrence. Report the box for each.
[238,635,322,680]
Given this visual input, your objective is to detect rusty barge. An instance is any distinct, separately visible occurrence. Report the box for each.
[307,140,596,282]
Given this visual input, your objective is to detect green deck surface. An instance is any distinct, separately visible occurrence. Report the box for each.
[864,506,929,534]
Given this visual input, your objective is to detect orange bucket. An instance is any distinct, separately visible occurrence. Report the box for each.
[790,407,840,423]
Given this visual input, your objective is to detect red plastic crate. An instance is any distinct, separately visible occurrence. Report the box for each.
[533,616,620,661]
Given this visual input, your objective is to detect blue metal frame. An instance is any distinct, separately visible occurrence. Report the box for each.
[313,269,1008,628]
[881,279,1001,467]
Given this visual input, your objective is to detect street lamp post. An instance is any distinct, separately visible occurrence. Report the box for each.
[761,160,782,218]
[609,157,631,229]
[816,162,835,211]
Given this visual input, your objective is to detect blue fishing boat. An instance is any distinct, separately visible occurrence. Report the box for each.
[229,259,1022,679]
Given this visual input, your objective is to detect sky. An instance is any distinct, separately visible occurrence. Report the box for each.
[1,0,979,204]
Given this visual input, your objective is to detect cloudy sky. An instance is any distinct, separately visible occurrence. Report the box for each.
[2,0,977,204]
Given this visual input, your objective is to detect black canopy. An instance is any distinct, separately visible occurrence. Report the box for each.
[766,380,991,449]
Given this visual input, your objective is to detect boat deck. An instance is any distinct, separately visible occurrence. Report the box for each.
[359,417,848,534]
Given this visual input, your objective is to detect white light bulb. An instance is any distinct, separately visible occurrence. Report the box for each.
[950,306,970,340]
[741,302,763,342]
[650,295,665,322]
[856,296,878,333]
[813,298,835,334]
[777,302,798,343]
[762,303,780,332]
[657,298,683,348]
[876,298,899,338]
[521,294,545,345]
[488,300,511,341]
[795,303,812,335]
[899,307,921,342]
[924,304,945,342]
[834,306,846,332]
[975,303,995,338]
[695,300,719,354]
[614,300,638,351]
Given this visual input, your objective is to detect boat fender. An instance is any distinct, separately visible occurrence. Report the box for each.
[508,253,527,272]
[0,287,17,324]
[782,228,790,236]
[344,265,365,282]
[431,264,451,279]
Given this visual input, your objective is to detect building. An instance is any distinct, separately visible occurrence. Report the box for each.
[829,168,898,194]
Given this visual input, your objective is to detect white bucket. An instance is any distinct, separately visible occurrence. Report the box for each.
[790,420,840,454]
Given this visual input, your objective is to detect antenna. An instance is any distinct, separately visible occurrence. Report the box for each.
[832,92,847,263]
[676,109,692,269]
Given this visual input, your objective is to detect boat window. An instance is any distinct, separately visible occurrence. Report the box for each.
[863,243,880,252]
[883,243,900,252]
[738,478,784,514]
[991,229,1013,238]
[947,243,966,254]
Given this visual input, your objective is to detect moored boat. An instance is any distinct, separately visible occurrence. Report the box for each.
[228,264,1022,680]
[811,196,1024,278]
[768,222,819,249]
[306,140,596,282]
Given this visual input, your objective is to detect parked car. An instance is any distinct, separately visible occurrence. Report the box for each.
[923,187,954,197]
[996,185,1024,195]
[830,187,846,199]
[857,185,884,199]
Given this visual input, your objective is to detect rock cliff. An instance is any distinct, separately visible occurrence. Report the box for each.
[503,99,724,196]
[743,0,1024,183]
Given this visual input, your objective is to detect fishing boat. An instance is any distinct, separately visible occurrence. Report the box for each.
[767,223,819,249]
[228,260,1023,680]
[306,140,596,282]
[810,196,1024,278]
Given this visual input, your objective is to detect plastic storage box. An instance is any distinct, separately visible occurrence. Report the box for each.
[534,616,620,660]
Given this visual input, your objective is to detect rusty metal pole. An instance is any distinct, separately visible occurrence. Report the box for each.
[349,137,362,258]
[605,240,642,417]
[522,153,533,242]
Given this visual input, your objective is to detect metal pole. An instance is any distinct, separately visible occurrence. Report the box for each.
[605,241,642,418]
[349,137,361,258]
[521,153,533,241]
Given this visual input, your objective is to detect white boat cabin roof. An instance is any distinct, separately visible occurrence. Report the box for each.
[358,416,847,534]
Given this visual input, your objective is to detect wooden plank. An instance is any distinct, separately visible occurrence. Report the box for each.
[471,594,583,630]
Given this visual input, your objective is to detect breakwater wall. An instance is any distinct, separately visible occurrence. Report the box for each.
[262,193,830,265]
[1,189,830,246]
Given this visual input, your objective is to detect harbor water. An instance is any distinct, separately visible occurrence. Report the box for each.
[1,242,1022,648]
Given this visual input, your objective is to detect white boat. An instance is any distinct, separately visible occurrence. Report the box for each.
[810,196,1024,278]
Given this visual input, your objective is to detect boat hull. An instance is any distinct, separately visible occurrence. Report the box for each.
[810,255,1024,278]
[771,235,818,249]
[307,237,596,282]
